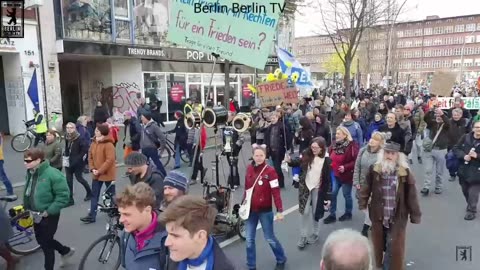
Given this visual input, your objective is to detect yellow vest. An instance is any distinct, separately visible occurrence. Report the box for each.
[35,113,48,134]
[195,104,203,114]
[184,104,193,116]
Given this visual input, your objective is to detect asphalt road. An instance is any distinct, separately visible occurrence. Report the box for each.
[1,142,479,270]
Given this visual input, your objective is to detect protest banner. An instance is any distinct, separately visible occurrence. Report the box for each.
[436,97,480,110]
[430,71,457,97]
[168,0,284,69]
[257,79,297,107]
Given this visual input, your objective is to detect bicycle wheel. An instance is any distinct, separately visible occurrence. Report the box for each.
[236,219,246,240]
[6,212,41,255]
[78,234,121,270]
[11,134,32,152]
[180,148,190,163]
[159,147,171,167]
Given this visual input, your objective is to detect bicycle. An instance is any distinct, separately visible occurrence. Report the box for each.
[203,182,246,240]
[158,133,190,167]
[0,195,41,255]
[78,183,122,270]
[11,120,63,152]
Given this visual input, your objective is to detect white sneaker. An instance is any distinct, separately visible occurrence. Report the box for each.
[59,247,75,268]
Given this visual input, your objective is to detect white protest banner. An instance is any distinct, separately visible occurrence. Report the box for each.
[436,97,480,110]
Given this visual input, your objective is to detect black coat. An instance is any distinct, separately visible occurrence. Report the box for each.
[313,122,331,147]
[264,121,287,158]
[128,164,164,209]
[125,118,142,151]
[379,123,406,152]
[65,136,89,169]
[170,118,188,148]
[167,240,235,270]
[93,106,109,124]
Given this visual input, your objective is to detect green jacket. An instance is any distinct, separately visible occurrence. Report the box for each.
[43,141,63,169]
[23,161,69,215]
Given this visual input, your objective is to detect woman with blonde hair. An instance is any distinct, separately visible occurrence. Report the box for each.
[324,126,359,224]
[353,131,386,237]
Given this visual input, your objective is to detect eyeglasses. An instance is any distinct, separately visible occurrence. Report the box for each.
[24,159,34,163]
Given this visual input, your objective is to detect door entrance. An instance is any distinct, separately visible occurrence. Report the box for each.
[0,56,10,134]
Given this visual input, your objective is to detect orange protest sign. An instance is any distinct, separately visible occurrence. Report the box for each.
[256,79,297,107]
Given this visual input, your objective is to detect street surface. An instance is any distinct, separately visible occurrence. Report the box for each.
[1,138,479,270]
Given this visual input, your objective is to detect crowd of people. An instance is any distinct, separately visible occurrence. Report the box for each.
[1,85,480,270]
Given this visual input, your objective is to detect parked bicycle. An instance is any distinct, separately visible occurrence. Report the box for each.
[0,195,41,255]
[79,183,122,270]
[11,120,63,152]
[203,181,246,240]
[158,133,190,166]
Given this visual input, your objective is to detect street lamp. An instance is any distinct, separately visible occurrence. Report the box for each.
[460,29,478,82]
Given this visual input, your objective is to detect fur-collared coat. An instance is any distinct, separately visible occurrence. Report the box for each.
[358,164,421,270]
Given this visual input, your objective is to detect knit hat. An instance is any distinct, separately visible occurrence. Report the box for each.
[164,171,188,193]
[124,152,148,167]
[142,112,152,121]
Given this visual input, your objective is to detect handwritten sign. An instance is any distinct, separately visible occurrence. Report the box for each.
[436,97,480,110]
[168,0,285,69]
[257,79,297,107]
[430,71,457,97]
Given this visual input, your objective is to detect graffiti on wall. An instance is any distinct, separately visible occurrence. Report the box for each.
[90,81,141,125]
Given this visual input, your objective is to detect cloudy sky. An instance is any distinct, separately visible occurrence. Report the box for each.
[295,0,480,37]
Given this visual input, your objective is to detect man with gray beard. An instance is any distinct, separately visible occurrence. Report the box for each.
[359,142,421,270]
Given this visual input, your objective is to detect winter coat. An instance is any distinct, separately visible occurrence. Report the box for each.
[65,133,89,169]
[167,240,235,270]
[288,155,332,221]
[329,141,359,184]
[366,119,385,141]
[122,227,168,270]
[93,106,109,124]
[23,161,70,215]
[128,164,165,209]
[88,136,116,181]
[170,118,188,148]
[244,162,283,213]
[43,141,62,170]
[424,112,450,150]
[141,121,167,150]
[397,117,413,154]
[453,132,480,184]
[359,164,421,270]
[312,121,332,147]
[352,146,380,187]
[341,120,364,146]
[125,117,142,151]
[379,123,406,152]
[448,118,470,148]
[412,106,426,135]
[264,121,287,158]
[76,124,91,146]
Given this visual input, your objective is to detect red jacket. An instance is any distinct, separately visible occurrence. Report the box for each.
[244,163,283,213]
[329,141,359,184]
[199,126,207,150]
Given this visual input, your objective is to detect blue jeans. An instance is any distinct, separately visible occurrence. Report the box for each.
[0,160,14,195]
[142,147,167,176]
[175,144,182,168]
[246,211,286,269]
[329,177,353,217]
[89,180,115,219]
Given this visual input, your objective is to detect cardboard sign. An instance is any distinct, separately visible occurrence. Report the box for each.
[257,79,297,107]
[167,0,284,69]
[430,71,457,97]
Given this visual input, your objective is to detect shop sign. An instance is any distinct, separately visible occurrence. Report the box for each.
[0,37,15,50]
[170,84,185,103]
[436,97,480,110]
[257,79,297,107]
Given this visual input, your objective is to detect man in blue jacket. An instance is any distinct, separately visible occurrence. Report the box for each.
[119,182,168,270]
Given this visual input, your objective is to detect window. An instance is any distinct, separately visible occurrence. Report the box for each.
[423,61,430,68]
[433,38,442,46]
[415,50,421,58]
[424,28,433,35]
[144,73,168,120]
[424,50,431,57]
[444,37,453,45]
[455,24,465,32]
[454,48,462,55]
[414,39,422,47]
[167,74,186,121]
[466,36,475,43]
[115,0,129,18]
[453,37,462,44]
[445,26,454,33]
[466,23,476,32]
[433,60,441,68]
[424,39,432,46]
[434,27,444,34]
[397,31,404,37]
[414,29,423,36]
[478,23,480,31]
[405,30,414,37]
[405,40,413,47]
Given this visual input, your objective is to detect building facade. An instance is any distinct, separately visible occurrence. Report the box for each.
[50,0,290,125]
[294,14,480,87]
[0,7,47,135]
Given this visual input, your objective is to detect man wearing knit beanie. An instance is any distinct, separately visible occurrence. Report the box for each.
[161,170,189,210]
[125,152,164,208]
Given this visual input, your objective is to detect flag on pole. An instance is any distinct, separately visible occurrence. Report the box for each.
[27,69,39,112]
[277,48,313,87]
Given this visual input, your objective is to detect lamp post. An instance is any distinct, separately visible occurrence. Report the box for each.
[460,29,478,82]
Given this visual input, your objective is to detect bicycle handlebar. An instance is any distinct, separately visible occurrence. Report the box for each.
[203,181,231,192]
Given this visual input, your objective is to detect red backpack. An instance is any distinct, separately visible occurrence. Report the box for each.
[110,126,119,143]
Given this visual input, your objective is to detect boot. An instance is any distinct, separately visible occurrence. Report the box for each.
[361,224,370,237]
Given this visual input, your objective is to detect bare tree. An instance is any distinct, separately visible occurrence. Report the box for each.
[315,0,405,99]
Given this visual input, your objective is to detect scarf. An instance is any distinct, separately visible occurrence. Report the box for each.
[134,211,158,251]
[66,131,80,141]
[333,140,350,155]
[179,236,214,270]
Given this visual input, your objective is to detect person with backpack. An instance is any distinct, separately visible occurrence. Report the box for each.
[124,152,164,209]
[140,112,167,177]
[118,183,168,270]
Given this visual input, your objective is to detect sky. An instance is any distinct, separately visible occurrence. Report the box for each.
[295,0,480,37]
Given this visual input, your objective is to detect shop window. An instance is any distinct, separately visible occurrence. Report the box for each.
[188,74,202,83]
[188,84,202,103]
[167,74,186,121]
[115,0,131,42]
[144,73,168,121]
[134,0,170,46]
[62,0,112,41]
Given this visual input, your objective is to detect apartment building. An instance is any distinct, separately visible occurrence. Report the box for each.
[295,14,480,86]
